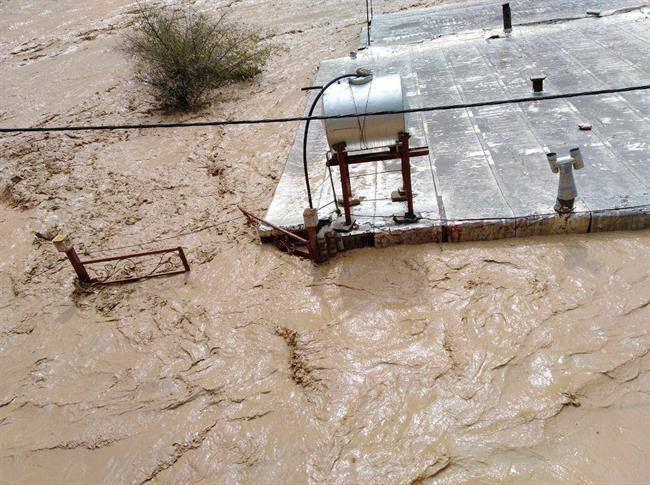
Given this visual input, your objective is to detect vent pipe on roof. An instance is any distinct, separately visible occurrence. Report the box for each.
[547,147,585,213]
[502,3,512,32]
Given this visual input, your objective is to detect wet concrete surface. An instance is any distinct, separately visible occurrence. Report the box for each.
[266,4,650,243]
[361,0,650,47]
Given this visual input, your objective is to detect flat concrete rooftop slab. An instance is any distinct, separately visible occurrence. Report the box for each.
[361,0,648,47]
[264,4,650,246]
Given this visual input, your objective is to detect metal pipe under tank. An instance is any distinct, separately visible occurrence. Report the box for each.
[321,74,406,151]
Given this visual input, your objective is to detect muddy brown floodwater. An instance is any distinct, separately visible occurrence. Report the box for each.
[1,0,649,483]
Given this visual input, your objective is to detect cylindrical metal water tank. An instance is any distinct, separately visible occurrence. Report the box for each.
[322,74,406,151]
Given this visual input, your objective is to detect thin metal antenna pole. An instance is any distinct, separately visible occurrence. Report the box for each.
[365,0,371,46]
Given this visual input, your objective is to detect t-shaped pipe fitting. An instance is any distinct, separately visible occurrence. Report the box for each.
[546,147,585,213]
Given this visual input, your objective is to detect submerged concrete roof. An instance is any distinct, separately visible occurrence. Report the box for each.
[265,1,650,244]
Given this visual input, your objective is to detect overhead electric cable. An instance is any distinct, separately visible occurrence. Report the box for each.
[1,84,648,134]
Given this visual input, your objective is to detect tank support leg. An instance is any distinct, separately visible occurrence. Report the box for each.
[335,143,353,226]
[399,132,415,218]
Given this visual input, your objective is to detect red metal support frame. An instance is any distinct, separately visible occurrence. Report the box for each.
[81,247,190,268]
[335,143,353,225]
[325,135,427,224]
[67,247,92,283]
[239,206,315,261]
[326,146,429,166]
[80,246,191,285]
[399,132,415,217]
[53,232,191,285]
[53,234,92,283]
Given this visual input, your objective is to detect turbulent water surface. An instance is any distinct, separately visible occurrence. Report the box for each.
[1,1,649,483]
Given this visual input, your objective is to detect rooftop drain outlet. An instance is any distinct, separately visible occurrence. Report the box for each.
[547,147,585,213]
[531,75,546,93]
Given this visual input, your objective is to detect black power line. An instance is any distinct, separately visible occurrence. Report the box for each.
[1,84,648,134]
[302,73,359,208]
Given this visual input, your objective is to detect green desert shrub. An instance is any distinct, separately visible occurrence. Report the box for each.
[124,3,272,111]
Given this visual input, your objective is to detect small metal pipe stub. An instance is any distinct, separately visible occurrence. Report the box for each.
[502,3,512,32]
[52,233,73,253]
[531,75,546,93]
[303,208,320,262]
[53,233,92,283]
[302,208,319,229]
